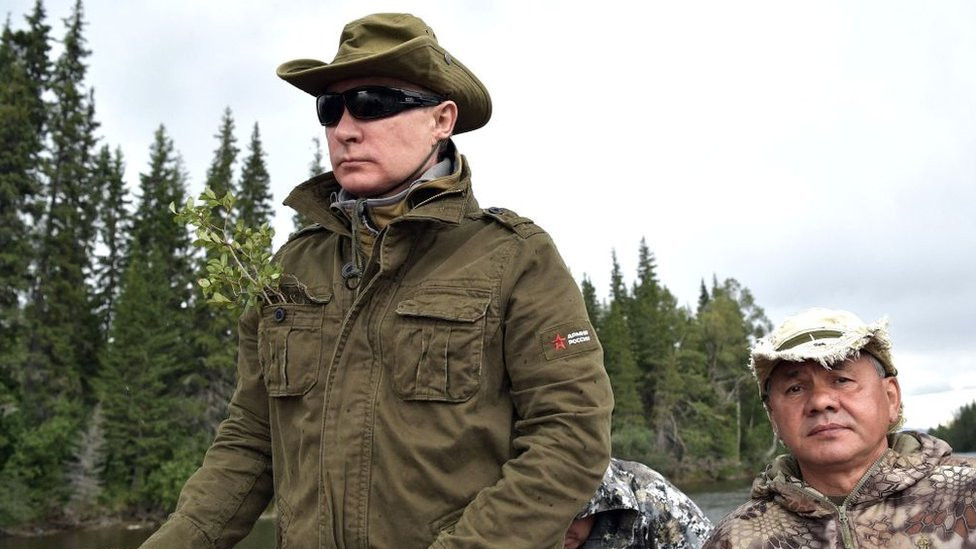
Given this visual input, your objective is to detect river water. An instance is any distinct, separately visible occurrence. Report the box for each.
[0,483,752,549]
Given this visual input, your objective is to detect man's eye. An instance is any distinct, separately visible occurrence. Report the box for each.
[786,385,802,394]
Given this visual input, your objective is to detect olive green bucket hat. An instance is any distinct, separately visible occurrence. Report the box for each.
[750,308,897,399]
[277,13,492,134]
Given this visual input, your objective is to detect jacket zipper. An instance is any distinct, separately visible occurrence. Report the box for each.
[805,451,889,549]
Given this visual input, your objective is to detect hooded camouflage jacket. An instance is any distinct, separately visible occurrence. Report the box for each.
[140,150,613,549]
[576,458,713,549]
[704,432,976,549]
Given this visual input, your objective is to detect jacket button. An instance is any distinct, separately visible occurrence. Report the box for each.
[488,206,504,214]
[273,307,286,322]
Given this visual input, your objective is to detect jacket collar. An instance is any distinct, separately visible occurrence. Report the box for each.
[283,146,477,234]
[752,431,950,515]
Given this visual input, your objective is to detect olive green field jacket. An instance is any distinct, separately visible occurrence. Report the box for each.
[140,154,613,549]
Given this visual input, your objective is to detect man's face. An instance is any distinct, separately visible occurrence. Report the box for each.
[766,355,900,484]
[564,514,595,549]
[325,76,456,198]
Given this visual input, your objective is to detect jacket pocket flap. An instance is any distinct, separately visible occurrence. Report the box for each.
[396,290,490,322]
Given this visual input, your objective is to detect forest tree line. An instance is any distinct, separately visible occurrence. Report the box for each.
[0,0,325,531]
[5,0,974,537]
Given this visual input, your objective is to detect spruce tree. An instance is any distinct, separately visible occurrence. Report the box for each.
[0,9,50,528]
[23,0,100,411]
[64,403,106,523]
[600,252,646,458]
[697,278,710,313]
[646,304,706,472]
[13,0,51,138]
[0,2,50,381]
[187,110,240,438]
[931,401,976,452]
[626,239,673,423]
[206,107,238,217]
[630,239,670,362]
[0,22,37,375]
[2,2,99,525]
[238,122,274,233]
[97,126,198,512]
[292,135,324,231]
[580,274,603,331]
[695,277,772,468]
[91,145,129,335]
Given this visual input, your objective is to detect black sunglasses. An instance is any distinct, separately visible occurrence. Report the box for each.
[316,86,445,126]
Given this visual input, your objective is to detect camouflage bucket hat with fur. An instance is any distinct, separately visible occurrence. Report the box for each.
[750,308,897,399]
[277,13,492,134]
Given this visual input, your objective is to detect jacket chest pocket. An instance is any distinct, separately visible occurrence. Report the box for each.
[391,289,491,402]
[258,303,326,397]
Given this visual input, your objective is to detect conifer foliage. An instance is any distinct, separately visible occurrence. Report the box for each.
[930,401,976,453]
[96,126,198,513]
[187,110,241,439]
[0,2,284,530]
[584,245,775,480]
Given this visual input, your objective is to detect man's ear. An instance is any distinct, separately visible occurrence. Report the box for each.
[431,100,458,142]
[884,377,901,424]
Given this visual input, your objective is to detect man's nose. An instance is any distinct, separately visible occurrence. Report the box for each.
[331,108,361,142]
[805,381,838,414]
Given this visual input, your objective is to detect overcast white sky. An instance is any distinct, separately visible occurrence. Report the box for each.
[6,0,975,430]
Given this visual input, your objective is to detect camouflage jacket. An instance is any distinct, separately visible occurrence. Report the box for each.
[576,458,713,549]
[704,432,976,549]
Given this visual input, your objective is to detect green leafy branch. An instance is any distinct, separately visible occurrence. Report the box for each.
[170,187,286,314]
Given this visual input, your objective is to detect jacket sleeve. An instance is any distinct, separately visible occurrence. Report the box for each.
[139,306,274,549]
[643,479,714,549]
[701,526,734,549]
[429,231,614,549]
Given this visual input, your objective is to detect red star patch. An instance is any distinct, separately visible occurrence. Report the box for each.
[552,334,567,350]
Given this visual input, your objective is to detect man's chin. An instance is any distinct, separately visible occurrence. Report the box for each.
[336,177,395,198]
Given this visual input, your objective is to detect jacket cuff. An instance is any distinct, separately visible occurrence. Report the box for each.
[139,512,213,549]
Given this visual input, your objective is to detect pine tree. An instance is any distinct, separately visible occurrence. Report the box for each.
[292,135,324,231]
[97,126,198,512]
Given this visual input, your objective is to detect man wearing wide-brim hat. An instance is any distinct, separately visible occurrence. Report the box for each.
[704,308,976,549]
[140,13,613,549]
